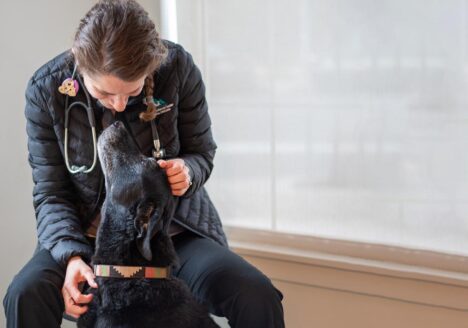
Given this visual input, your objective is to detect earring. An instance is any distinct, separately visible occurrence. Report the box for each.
[58,78,79,97]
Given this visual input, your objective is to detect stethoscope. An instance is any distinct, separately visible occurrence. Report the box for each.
[61,64,171,174]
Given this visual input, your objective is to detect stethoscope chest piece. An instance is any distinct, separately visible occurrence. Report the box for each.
[150,120,166,159]
[152,148,166,159]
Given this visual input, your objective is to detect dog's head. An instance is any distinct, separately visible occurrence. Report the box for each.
[97,121,175,261]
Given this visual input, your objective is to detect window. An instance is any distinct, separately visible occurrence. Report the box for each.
[175,0,468,256]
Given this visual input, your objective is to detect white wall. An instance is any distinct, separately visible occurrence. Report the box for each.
[0,1,160,327]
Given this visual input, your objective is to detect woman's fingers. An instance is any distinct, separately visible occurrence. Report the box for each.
[66,303,89,319]
[167,172,189,185]
[158,159,186,176]
[84,270,98,289]
[166,166,183,177]
[63,257,96,318]
[171,180,190,190]
[66,283,93,304]
[62,288,89,318]
[168,174,191,196]
[158,159,191,196]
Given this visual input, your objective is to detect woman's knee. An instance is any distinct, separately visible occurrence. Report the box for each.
[173,236,284,325]
[235,273,283,308]
[4,271,61,306]
[3,253,66,328]
[209,271,285,328]
[3,250,64,312]
[202,263,281,306]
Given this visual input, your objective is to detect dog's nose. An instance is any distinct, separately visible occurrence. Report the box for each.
[112,121,125,129]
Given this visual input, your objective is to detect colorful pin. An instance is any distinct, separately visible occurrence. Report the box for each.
[58,78,79,97]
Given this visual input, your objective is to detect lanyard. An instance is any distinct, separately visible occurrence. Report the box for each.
[148,103,174,159]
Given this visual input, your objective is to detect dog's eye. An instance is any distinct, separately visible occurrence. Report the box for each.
[137,203,154,220]
[141,203,154,217]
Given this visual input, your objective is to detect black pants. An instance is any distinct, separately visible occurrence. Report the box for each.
[3,231,285,328]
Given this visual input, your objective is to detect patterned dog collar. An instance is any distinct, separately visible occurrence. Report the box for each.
[94,264,170,279]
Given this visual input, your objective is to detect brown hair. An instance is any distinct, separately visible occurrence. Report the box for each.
[72,0,167,121]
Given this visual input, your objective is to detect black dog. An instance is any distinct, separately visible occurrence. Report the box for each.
[77,121,219,328]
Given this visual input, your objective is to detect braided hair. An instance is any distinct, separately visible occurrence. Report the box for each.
[139,74,158,122]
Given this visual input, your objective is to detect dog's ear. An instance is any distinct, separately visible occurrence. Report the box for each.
[135,203,163,261]
[162,196,178,233]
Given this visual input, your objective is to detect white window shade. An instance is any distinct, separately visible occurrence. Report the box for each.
[176,0,468,256]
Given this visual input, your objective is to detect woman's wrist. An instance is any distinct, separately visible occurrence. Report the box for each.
[67,256,82,266]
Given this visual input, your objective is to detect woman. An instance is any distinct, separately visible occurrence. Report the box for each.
[3,1,284,327]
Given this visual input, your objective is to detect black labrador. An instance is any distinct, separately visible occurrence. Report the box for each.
[77,121,218,328]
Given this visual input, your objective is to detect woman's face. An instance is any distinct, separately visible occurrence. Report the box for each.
[82,73,146,113]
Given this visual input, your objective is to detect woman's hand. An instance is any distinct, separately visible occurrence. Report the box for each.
[157,158,192,196]
[62,256,98,319]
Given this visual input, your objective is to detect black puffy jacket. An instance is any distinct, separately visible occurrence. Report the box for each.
[26,41,227,268]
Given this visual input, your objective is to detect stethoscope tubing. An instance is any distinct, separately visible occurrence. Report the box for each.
[64,72,98,174]
[62,64,167,174]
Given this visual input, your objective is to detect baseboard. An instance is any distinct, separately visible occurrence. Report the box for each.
[225,226,468,312]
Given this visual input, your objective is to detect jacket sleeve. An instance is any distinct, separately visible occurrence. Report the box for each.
[25,76,93,268]
[176,48,217,198]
